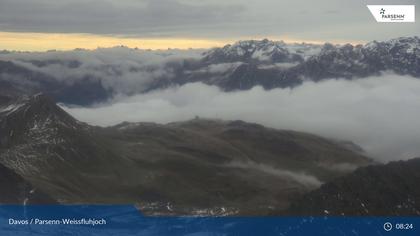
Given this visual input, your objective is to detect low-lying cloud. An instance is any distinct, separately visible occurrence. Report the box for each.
[227,161,323,188]
[62,74,420,162]
[1,47,204,94]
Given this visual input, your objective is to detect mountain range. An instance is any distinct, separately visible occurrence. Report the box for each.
[0,36,419,105]
[1,36,420,216]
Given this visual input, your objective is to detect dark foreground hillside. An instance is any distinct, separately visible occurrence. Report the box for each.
[0,94,370,215]
[0,162,55,204]
[286,158,420,216]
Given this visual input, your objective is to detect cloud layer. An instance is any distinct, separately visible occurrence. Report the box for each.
[1,47,204,94]
[62,74,420,163]
[0,0,244,36]
[228,161,323,188]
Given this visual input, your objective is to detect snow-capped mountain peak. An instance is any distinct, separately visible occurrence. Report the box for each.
[202,39,316,64]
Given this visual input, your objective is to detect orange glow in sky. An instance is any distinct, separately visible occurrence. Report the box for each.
[0,32,366,52]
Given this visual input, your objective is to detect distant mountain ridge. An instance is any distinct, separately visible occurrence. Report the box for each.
[0,36,419,105]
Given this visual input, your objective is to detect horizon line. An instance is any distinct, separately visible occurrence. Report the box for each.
[0,31,376,52]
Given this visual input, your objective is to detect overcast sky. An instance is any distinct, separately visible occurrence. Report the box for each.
[0,0,419,50]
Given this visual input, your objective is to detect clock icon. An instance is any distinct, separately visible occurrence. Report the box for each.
[384,222,393,231]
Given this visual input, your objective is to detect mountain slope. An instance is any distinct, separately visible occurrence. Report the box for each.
[0,94,371,215]
[0,162,55,204]
[0,94,138,203]
[104,119,370,214]
[286,158,420,216]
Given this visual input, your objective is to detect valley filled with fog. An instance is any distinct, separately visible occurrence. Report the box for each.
[62,74,420,162]
[2,37,420,163]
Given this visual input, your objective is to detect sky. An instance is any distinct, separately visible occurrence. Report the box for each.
[0,0,419,51]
